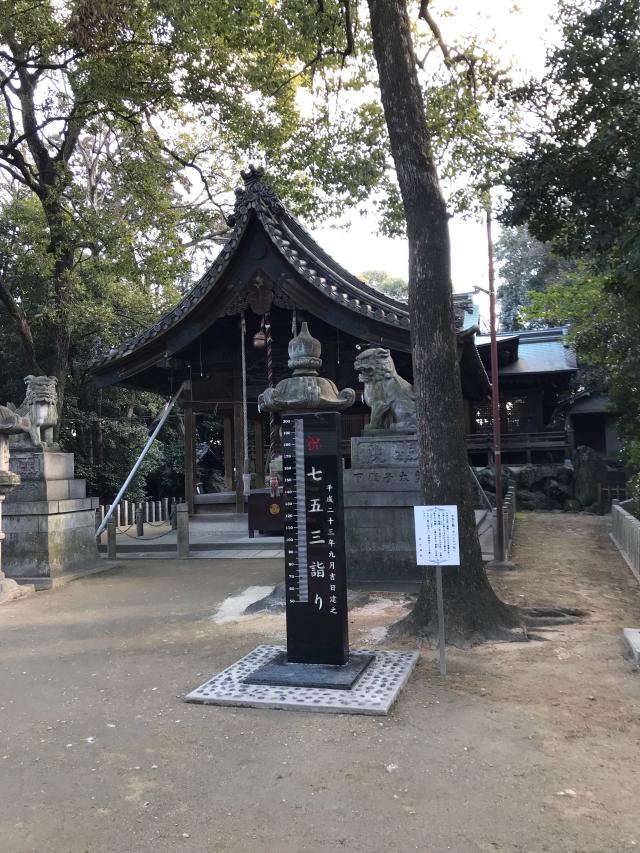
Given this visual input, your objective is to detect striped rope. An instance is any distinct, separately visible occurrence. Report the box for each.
[265,312,277,466]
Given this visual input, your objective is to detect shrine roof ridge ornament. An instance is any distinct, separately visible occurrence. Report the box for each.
[226,163,286,227]
[88,167,486,394]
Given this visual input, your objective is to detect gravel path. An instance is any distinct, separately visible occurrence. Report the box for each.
[0,513,638,853]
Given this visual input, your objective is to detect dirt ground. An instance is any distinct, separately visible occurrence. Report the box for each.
[0,512,639,853]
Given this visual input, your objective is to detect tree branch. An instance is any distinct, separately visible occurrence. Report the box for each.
[418,0,453,69]
[418,0,477,91]
[7,39,53,179]
[342,0,355,57]
[0,273,43,374]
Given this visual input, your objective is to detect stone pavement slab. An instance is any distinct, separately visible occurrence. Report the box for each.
[185,644,418,715]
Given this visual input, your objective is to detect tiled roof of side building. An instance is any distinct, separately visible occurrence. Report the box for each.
[476,328,577,375]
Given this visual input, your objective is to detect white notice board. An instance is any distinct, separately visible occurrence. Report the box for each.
[414,505,460,566]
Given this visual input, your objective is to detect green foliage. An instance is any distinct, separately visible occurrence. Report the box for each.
[496,226,576,329]
[423,45,520,218]
[0,0,396,500]
[0,0,527,503]
[60,386,185,504]
[504,0,640,300]
[524,268,640,479]
[360,269,408,301]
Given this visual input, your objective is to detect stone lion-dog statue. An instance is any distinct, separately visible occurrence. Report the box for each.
[354,348,417,433]
[6,375,59,449]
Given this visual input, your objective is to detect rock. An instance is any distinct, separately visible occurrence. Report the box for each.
[473,466,514,494]
[547,478,573,501]
[563,499,582,512]
[0,577,35,605]
[555,462,574,485]
[573,445,606,507]
[517,490,550,511]
[516,463,569,490]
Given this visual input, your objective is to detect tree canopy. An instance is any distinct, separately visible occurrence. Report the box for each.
[503,0,640,499]
[504,0,640,301]
[0,0,393,393]
[360,268,408,301]
[495,226,575,330]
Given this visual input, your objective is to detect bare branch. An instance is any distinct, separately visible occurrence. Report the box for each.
[418,0,453,69]
[417,0,478,93]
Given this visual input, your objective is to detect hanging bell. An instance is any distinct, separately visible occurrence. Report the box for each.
[253,329,267,349]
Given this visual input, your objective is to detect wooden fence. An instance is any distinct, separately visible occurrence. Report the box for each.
[598,483,628,514]
[610,499,640,584]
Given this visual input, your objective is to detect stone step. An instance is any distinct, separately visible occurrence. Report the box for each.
[623,628,640,667]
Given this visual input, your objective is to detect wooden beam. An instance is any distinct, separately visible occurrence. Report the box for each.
[184,407,195,515]
[233,403,245,513]
[223,412,233,491]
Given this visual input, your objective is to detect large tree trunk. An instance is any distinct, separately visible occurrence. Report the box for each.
[367,0,520,645]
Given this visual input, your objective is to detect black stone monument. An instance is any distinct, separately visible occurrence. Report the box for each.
[248,324,374,689]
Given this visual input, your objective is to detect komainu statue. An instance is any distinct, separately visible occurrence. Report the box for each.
[354,348,417,433]
[6,376,59,449]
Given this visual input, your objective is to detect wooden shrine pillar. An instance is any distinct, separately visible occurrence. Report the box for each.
[254,417,265,488]
[223,411,234,491]
[233,403,245,513]
[183,406,196,515]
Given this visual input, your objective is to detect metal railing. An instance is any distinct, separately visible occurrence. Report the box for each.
[492,485,517,561]
[611,499,640,584]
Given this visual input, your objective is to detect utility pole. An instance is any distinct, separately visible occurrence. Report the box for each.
[486,205,504,563]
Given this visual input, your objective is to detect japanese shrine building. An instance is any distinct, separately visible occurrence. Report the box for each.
[469,327,578,465]
[89,167,491,513]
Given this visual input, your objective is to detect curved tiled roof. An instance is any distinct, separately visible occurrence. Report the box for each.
[91,166,474,371]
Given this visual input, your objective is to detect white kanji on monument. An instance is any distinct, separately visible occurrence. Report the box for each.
[413,505,460,567]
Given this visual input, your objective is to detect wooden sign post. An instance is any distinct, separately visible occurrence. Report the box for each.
[414,505,460,677]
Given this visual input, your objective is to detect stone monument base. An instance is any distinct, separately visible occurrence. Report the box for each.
[344,434,422,585]
[4,449,103,589]
[185,644,418,715]
[244,650,375,689]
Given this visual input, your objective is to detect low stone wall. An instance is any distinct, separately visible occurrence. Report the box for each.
[474,446,609,513]
[610,500,640,584]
